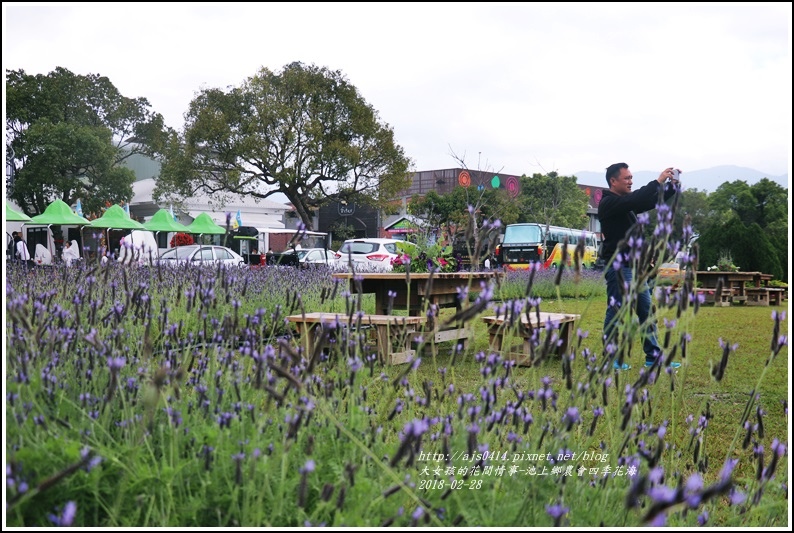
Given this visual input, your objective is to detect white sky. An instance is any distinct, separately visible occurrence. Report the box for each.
[3,2,792,178]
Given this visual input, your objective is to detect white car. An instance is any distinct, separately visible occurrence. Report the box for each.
[154,245,245,267]
[296,248,337,267]
[335,238,415,272]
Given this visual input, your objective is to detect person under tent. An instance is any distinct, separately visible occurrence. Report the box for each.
[34,244,52,265]
[63,240,81,266]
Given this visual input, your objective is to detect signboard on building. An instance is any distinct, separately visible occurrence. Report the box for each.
[338,202,355,216]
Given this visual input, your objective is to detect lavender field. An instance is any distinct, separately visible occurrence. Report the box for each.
[4,258,789,527]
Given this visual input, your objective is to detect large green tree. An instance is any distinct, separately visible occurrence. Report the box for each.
[154,62,413,230]
[698,179,788,280]
[518,172,589,230]
[407,186,519,240]
[673,188,712,238]
[408,184,518,266]
[699,219,783,280]
[707,180,758,226]
[6,67,166,216]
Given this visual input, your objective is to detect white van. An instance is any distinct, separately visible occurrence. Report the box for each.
[118,230,159,266]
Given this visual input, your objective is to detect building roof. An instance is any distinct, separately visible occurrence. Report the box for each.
[186,210,284,230]
[130,178,289,229]
[384,214,424,233]
[131,178,289,213]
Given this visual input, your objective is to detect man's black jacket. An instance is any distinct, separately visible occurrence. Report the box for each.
[597,180,676,264]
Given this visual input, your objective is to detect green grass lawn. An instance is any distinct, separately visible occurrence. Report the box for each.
[5,263,789,527]
[412,298,789,477]
[332,288,789,526]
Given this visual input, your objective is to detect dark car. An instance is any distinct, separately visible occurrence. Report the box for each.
[266,250,300,267]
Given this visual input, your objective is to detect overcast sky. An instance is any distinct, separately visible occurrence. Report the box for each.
[3,2,791,180]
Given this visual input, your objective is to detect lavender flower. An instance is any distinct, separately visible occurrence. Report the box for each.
[297,459,315,508]
[48,501,77,527]
[403,419,429,439]
[545,503,569,527]
[648,485,677,505]
[684,472,704,507]
[107,357,126,372]
[648,466,664,485]
[562,407,580,430]
[729,489,747,506]
[300,459,316,474]
[80,447,103,472]
[720,458,739,483]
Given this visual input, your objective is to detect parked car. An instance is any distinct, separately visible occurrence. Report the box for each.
[154,245,245,267]
[266,249,300,267]
[335,238,415,272]
[296,248,337,267]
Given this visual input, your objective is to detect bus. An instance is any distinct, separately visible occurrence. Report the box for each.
[496,223,600,271]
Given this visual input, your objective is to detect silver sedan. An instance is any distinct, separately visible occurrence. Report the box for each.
[154,245,245,267]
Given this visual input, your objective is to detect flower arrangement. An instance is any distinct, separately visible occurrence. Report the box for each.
[391,240,459,273]
[170,232,195,247]
[707,251,740,272]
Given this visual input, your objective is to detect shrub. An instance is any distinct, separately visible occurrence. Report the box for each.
[391,240,459,273]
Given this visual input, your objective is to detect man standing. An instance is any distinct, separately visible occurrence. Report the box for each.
[7,231,19,260]
[14,233,32,268]
[598,162,682,371]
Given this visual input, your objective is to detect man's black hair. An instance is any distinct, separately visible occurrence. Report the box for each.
[605,162,629,187]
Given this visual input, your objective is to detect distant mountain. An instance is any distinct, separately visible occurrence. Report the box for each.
[573,165,789,193]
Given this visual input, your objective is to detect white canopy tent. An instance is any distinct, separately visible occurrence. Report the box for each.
[256,227,329,253]
[185,211,285,231]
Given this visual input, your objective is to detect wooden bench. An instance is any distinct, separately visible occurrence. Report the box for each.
[744,288,770,306]
[696,287,732,307]
[766,287,786,306]
[286,312,426,365]
[481,312,580,365]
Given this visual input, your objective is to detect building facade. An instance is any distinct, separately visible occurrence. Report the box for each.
[314,168,608,242]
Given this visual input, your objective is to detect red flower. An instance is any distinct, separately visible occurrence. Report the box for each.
[170,233,194,247]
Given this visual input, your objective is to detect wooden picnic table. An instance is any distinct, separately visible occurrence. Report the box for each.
[286,312,426,364]
[695,271,777,306]
[695,271,768,298]
[332,271,500,347]
[481,311,581,364]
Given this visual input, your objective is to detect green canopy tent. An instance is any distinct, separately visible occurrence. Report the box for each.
[5,201,33,259]
[185,213,228,262]
[29,199,91,226]
[185,213,227,236]
[89,205,149,263]
[142,209,192,258]
[27,199,92,260]
[88,204,145,229]
[143,208,191,233]
[5,201,32,222]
